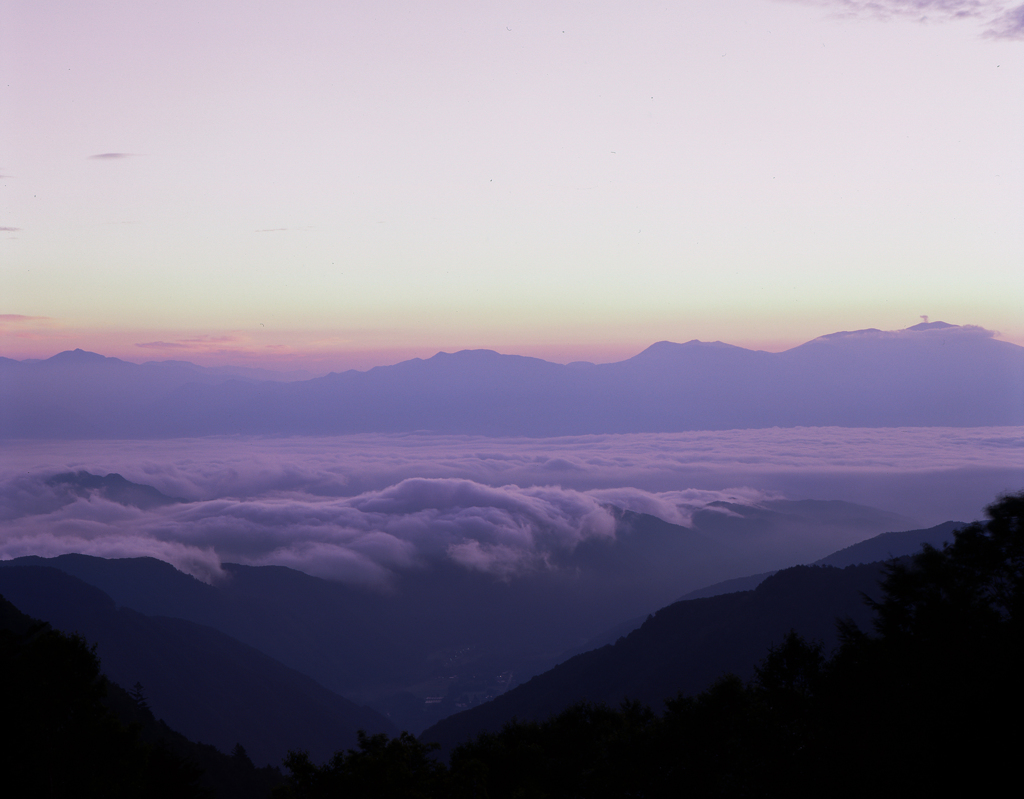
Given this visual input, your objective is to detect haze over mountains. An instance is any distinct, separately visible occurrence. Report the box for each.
[0,472,914,706]
[2,322,1021,438]
[420,560,894,755]
[0,517,964,748]
[1,323,1020,622]
[0,318,1020,792]
[0,461,943,740]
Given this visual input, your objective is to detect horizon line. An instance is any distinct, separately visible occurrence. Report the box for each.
[2,320,1001,376]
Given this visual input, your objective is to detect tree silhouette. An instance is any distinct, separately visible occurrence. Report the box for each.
[129,680,150,712]
[0,598,205,798]
[268,492,1024,798]
[436,492,1024,798]
[819,490,1024,796]
[279,731,447,799]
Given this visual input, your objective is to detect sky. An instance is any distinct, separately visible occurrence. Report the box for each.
[2,0,1022,372]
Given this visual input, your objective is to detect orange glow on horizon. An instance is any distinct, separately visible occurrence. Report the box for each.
[4,316,1023,375]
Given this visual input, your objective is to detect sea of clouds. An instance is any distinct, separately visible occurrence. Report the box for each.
[1,427,1020,584]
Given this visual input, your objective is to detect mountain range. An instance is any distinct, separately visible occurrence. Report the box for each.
[0,514,962,770]
[1,319,1017,777]
[419,560,890,756]
[418,519,970,755]
[0,464,914,723]
[2,322,1021,437]
[0,515,962,747]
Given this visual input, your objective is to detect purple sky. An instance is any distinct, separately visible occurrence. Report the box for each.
[2,1,1022,370]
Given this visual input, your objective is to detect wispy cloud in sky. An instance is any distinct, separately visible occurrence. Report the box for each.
[783,0,1024,37]
[986,3,1024,36]
[135,335,240,351]
[0,314,49,326]
[88,152,137,160]
[134,341,190,350]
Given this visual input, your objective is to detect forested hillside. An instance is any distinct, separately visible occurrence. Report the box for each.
[283,491,1023,797]
[5,494,1019,797]
[0,595,283,798]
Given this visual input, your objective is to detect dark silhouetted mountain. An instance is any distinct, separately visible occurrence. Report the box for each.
[0,499,913,734]
[2,322,1020,437]
[418,520,970,754]
[419,560,891,755]
[0,565,396,767]
[811,519,964,567]
[0,591,286,798]
[676,519,965,600]
[677,570,780,601]
[559,521,965,686]
[46,470,186,509]
[0,591,212,797]
[399,494,1024,797]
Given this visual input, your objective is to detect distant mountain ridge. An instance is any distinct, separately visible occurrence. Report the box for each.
[418,517,969,757]
[0,515,976,775]
[2,322,1021,437]
[675,520,966,601]
[419,561,892,756]
[46,470,186,510]
[0,515,958,738]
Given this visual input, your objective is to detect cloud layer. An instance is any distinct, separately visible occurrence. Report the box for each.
[0,472,757,586]
[1,428,1019,584]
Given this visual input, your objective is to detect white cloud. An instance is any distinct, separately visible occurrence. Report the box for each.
[1,428,1019,583]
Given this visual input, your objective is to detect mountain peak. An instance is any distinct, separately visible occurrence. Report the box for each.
[46,471,186,509]
[812,328,884,341]
[906,320,957,331]
[633,339,739,358]
[431,349,505,361]
[46,348,119,365]
[806,322,980,345]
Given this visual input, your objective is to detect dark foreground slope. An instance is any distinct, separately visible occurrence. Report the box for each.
[421,560,886,754]
[0,505,929,737]
[422,519,965,751]
[0,592,285,799]
[0,566,396,766]
[278,493,1024,798]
